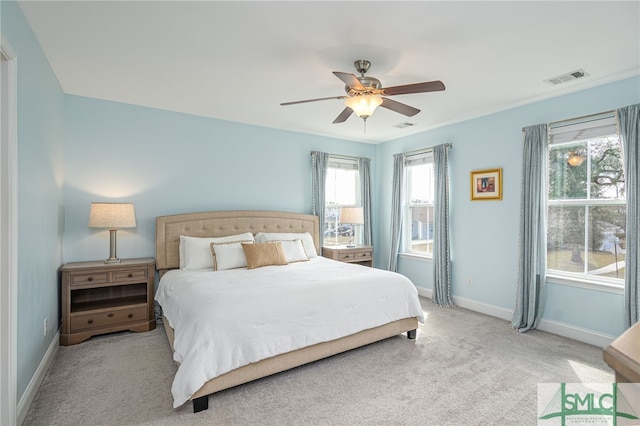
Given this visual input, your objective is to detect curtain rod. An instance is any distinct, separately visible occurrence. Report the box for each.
[312,143,453,160]
[403,143,452,157]
[310,152,371,161]
[521,109,616,131]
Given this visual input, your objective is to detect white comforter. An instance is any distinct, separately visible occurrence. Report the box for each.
[155,256,424,407]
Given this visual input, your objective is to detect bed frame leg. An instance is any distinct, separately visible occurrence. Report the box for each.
[193,395,209,413]
[407,329,417,339]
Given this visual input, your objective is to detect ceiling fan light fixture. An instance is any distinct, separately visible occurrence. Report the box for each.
[344,94,383,119]
[281,60,445,126]
[567,151,586,167]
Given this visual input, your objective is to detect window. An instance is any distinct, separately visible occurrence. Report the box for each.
[402,151,435,256]
[546,113,626,284]
[324,156,360,246]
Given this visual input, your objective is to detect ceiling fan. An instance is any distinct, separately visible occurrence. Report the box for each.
[281,59,445,124]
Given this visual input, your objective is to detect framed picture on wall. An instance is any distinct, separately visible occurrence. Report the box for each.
[470,168,503,201]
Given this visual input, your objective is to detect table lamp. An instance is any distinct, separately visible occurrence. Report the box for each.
[339,207,364,248]
[88,202,136,263]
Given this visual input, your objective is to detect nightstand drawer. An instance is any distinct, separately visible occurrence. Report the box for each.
[70,306,148,332]
[338,250,372,261]
[70,272,109,286]
[113,268,147,283]
[322,246,374,267]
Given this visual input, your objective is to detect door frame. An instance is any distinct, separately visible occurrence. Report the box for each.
[0,35,18,426]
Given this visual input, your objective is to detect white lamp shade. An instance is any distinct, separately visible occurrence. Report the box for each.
[339,207,364,225]
[344,95,383,118]
[88,203,136,229]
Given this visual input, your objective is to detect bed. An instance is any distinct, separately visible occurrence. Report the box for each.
[155,210,424,412]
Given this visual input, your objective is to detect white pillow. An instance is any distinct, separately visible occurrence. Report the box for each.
[269,239,309,263]
[255,232,318,258]
[180,233,255,270]
[210,241,254,271]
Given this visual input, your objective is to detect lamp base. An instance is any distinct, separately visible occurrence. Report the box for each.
[105,229,121,264]
[346,234,356,248]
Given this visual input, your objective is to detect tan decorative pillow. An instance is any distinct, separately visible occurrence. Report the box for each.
[241,242,288,269]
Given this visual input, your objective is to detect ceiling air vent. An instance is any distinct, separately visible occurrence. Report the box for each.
[394,122,416,129]
[544,69,589,86]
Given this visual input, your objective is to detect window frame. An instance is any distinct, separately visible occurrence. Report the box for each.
[401,150,435,258]
[545,114,626,289]
[323,156,361,247]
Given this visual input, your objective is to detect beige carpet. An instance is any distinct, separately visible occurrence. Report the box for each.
[23,297,613,425]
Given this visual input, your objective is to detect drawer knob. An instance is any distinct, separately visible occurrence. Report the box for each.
[128,273,133,278]
[87,319,93,324]
[87,277,93,282]
[128,313,133,318]
[107,313,114,318]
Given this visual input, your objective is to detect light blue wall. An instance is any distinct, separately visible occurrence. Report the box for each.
[65,77,640,344]
[2,1,65,401]
[63,95,376,263]
[375,76,640,339]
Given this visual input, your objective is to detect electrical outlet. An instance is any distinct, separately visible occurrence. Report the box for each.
[44,317,48,337]
[467,279,472,288]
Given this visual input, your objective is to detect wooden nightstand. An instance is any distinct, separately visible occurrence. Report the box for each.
[322,246,373,267]
[60,257,156,345]
[603,321,640,383]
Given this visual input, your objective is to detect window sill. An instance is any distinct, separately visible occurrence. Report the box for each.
[399,252,433,262]
[546,272,624,295]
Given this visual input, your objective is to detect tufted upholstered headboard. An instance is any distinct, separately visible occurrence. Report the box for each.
[155,210,320,274]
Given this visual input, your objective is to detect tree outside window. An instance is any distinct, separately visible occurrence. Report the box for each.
[547,135,626,281]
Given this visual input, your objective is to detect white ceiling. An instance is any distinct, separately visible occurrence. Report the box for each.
[18,1,640,143]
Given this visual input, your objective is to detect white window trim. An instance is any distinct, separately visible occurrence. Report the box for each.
[404,149,434,166]
[546,272,624,295]
[548,199,626,207]
[548,112,617,145]
[400,148,435,257]
[327,155,358,170]
[399,252,433,261]
[546,112,626,292]
[324,155,361,246]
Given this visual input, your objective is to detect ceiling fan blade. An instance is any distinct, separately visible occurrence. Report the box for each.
[333,72,365,91]
[380,97,420,117]
[383,80,445,96]
[281,95,346,106]
[333,107,353,124]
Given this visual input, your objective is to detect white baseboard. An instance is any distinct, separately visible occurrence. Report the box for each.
[17,330,59,426]
[452,295,513,321]
[416,287,432,299]
[416,286,615,348]
[536,318,615,348]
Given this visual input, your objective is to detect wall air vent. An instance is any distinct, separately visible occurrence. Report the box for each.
[544,69,589,86]
[394,122,416,129]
